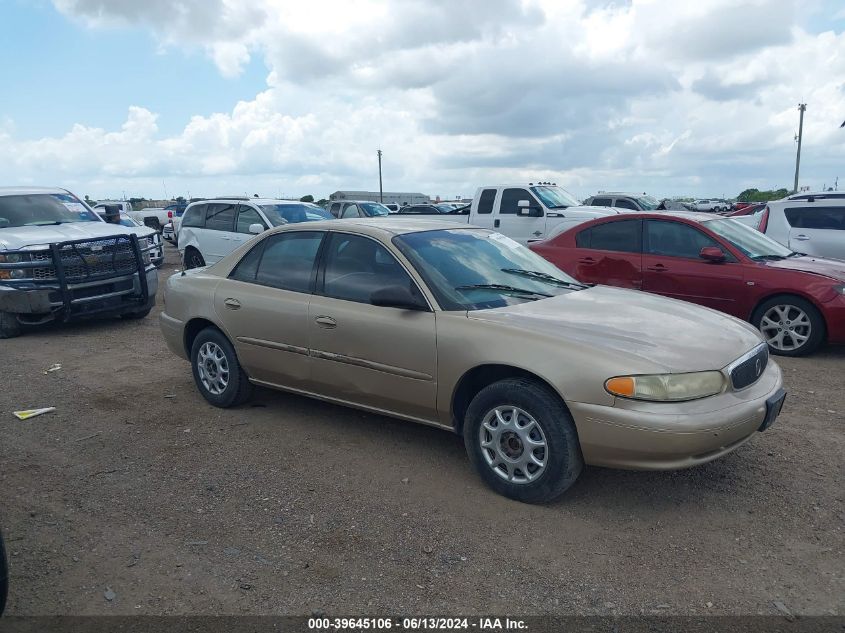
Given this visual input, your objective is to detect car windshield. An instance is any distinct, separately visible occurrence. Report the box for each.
[0,193,100,228]
[530,185,581,209]
[636,195,660,210]
[435,204,456,213]
[393,228,585,311]
[359,203,390,216]
[260,203,333,225]
[706,218,794,259]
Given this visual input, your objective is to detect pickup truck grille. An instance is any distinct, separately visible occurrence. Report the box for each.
[32,238,140,281]
[729,344,769,390]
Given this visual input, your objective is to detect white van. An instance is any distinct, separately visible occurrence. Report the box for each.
[178,198,334,268]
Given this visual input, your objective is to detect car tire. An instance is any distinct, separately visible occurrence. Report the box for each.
[0,312,21,339]
[184,247,205,269]
[752,295,825,357]
[463,378,583,503]
[190,326,253,408]
[121,306,153,320]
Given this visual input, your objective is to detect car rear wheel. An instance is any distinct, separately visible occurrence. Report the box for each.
[463,378,582,503]
[190,327,253,407]
[752,295,825,357]
[184,247,205,269]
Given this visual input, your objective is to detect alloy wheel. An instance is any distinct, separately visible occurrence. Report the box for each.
[760,304,811,352]
[478,406,548,484]
[197,342,230,395]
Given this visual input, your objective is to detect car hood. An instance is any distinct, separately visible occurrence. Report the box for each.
[566,205,632,217]
[0,222,137,250]
[468,285,763,373]
[763,255,845,282]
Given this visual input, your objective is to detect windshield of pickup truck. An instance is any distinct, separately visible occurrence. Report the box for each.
[394,228,585,311]
[260,203,333,225]
[0,193,100,228]
[530,185,581,209]
[637,195,660,210]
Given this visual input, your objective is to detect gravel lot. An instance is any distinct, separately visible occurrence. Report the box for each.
[1,244,843,616]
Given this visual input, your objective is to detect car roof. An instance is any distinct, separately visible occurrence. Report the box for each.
[0,186,71,197]
[333,200,388,204]
[579,211,724,225]
[267,217,476,238]
[770,196,845,207]
[590,192,651,198]
[189,198,313,206]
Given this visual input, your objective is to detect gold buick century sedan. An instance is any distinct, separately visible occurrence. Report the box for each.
[160,219,786,503]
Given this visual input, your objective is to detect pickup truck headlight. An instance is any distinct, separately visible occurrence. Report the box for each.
[605,371,725,402]
[0,252,33,280]
[0,252,27,263]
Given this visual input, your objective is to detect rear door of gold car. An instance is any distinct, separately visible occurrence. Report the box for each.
[213,231,325,390]
[307,232,439,423]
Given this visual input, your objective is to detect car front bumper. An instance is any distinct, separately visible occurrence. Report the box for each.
[822,293,845,345]
[568,360,783,470]
[160,311,188,360]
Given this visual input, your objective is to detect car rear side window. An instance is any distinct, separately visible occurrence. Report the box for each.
[576,219,641,252]
[784,206,845,230]
[476,189,497,215]
[500,188,540,215]
[205,203,236,232]
[181,204,206,228]
[320,233,414,304]
[614,199,639,210]
[254,232,324,293]
[645,220,719,259]
[590,197,612,207]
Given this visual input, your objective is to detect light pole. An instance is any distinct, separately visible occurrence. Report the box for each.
[377,149,384,203]
[793,103,806,193]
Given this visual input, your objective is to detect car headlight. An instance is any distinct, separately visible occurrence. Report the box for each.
[0,252,27,263]
[605,371,725,402]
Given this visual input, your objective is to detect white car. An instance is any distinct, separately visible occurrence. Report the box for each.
[736,195,845,260]
[94,209,164,267]
[694,199,728,213]
[178,198,335,269]
[94,201,170,232]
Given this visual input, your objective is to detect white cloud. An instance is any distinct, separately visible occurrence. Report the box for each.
[3,0,843,199]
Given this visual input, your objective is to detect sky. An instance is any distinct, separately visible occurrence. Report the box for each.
[0,0,844,202]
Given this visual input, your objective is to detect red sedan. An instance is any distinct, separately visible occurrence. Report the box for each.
[529,212,845,356]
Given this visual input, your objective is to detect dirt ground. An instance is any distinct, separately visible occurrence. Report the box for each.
[1,243,843,617]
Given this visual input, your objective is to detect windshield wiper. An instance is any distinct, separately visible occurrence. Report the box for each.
[455,283,552,298]
[501,268,588,289]
[750,254,787,261]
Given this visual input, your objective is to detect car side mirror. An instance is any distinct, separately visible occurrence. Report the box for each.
[700,246,726,262]
[248,223,265,235]
[370,285,428,311]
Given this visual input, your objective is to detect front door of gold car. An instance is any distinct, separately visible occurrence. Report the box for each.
[308,232,439,423]
[213,231,325,390]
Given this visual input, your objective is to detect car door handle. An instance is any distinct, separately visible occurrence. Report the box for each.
[314,316,337,329]
[794,234,810,241]
[223,298,241,310]
[646,264,667,272]
[494,219,501,228]
[578,257,596,265]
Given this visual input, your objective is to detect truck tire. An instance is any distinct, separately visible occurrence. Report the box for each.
[463,378,583,503]
[121,306,153,320]
[0,312,21,339]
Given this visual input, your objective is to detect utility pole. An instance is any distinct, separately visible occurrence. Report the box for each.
[793,103,806,193]
[377,149,384,203]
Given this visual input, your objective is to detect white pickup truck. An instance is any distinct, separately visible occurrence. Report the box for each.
[427,183,631,244]
[94,201,170,232]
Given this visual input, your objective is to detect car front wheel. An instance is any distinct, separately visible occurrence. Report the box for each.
[463,378,583,503]
[752,296,825,356]
[190,327,253,407]
[184,247,206,269]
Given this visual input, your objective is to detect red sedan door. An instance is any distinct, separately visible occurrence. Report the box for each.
[641,219,747,317]
[567,218,643,288]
